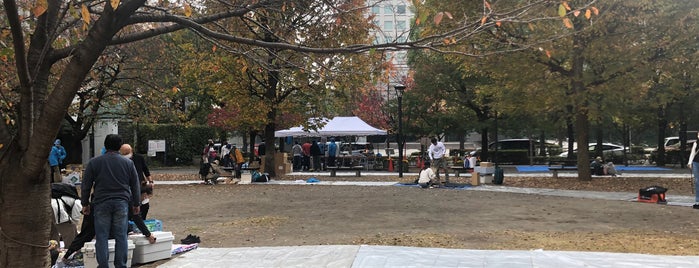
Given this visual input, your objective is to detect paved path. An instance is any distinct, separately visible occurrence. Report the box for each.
[152,167,699,267]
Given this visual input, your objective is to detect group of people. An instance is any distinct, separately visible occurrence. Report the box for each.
[199,139,246,184]
[590,156,619,176]
[52,134,156,267]
[417,138,454,188]
[291,139,339,171]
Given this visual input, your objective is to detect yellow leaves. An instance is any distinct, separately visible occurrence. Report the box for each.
[585,9,591,19]
[442,37,456,45]
[0,143,3,150]
[480,16,487,26]
[81,4,90,30]
[172,86,180,93]
[495,21,502,27]
[184,3,192,17]
[1,55,7,62]
[573,10,580,17]
[590,6,599,15]
[484,0,491,11]
[545,50,552,59]
[110,0,119,10]
[558,4,567,17]
[33,0,47,17]
[212,45,217,52]
[1,29,9,38]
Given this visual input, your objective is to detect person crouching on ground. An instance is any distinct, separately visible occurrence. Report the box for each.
[417,162,437,188]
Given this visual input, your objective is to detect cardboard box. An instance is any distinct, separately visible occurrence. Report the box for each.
[83,239,135,268]
[129,231,174,264]
[239,173,252,184]
[480,174,492,184]
[480,162,494,167]
[470,172,480,186]
[474,166,495,175]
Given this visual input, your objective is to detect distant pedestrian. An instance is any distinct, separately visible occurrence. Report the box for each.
[302,141,312,171]
[81,134,141,268]
[688,132,699,209]
[311,140,322,171]
[200,139,217,184]
[428,137,448,185]
[232,145,245,178]
[327,138,338,167]
[120,144,154,219]
[49,139,67,182]
[292,142,303,171]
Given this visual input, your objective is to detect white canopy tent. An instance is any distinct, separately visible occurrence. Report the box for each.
[274,116,387,137]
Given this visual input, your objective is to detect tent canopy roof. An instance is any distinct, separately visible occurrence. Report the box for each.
[274,116,387,137]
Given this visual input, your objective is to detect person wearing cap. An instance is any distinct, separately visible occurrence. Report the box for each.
[49,139,67,182]
[590,156,605,175]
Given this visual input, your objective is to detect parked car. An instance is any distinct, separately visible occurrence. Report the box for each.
[559,143,625,158]
[479,139,561,164]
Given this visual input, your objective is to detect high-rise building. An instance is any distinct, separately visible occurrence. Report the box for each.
[367,0,414,95]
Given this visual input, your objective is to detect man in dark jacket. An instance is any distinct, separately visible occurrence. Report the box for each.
[310,140,322,171]
[81,134,140,268]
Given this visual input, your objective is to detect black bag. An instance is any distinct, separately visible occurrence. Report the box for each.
[493,167,504,185]
[639,186,667,203]
[51,183,79,200]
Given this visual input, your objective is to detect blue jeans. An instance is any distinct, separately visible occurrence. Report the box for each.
[693,162,699,203]
[93,199,129,268]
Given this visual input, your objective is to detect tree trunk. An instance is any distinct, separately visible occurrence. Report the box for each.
[656,107,667,166]
[571,32,591,181]
[0,145,53,267]
[480,127,489,161]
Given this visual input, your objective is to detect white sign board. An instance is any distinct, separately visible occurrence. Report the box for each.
[148,140,166,157]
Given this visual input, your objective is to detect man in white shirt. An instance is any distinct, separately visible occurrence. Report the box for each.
[428,137,449,185]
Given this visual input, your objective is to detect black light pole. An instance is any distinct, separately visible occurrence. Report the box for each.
[394,84,406,178]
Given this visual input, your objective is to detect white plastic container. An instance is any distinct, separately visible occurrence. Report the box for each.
[129,231,174,264]
[82,239,135,268]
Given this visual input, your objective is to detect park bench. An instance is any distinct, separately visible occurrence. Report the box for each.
[548,160,587,178]
[327,166,364,177]
[450,166,474,177]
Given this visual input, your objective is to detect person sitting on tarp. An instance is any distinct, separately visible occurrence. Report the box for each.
[417,161,437,188]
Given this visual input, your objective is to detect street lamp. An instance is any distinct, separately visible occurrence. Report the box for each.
[394,84,406,178]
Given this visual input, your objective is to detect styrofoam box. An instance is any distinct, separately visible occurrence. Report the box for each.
[82,239,135,268]
[129,231,174,264]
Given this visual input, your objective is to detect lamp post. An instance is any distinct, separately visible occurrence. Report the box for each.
[394,84,406,178]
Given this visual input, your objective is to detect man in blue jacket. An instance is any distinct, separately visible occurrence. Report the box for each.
[49,139,67,182]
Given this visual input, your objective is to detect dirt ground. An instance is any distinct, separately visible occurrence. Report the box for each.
[137,173,699,267]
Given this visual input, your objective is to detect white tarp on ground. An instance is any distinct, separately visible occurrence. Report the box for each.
[158,245,699,268]
[274,116,387,137]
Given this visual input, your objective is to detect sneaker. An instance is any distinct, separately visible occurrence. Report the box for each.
[693,204,699,209]
[181,234,201,244]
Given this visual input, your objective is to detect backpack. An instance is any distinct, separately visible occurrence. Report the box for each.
[51,183,81,223]
[251,171,269,182]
